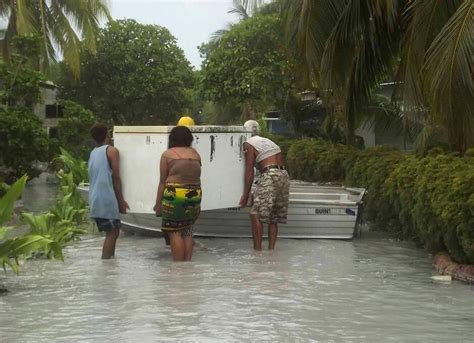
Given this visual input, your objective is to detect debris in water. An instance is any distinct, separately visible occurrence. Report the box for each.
[431,275,452,282]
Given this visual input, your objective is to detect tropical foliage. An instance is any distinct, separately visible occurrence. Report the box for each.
[0,0,111,76]
[52,101,95,160]
[230,0,474,152]
[0,35,43,109]
[199,13,297,122]
[272,136,474,264]
[0,107,49,182]
[0,175,63,273]
[0,175,27,227]
[58,19,194,125]
[0,36,50,183]
[346,147,474,264]
[0,150,89,274]
[54,148,89,185]
[286,139,359,182]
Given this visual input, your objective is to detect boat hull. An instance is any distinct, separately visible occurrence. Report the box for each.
[93,184,365,240]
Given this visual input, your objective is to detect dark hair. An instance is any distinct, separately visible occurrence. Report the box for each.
[168,126,193,148]
[90,122,108,144]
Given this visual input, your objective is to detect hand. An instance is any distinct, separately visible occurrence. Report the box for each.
[239,194,249,208]
[153,203,162,216]
[119,200,130,214]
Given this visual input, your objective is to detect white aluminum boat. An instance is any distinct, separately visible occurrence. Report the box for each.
[79,182,365,239]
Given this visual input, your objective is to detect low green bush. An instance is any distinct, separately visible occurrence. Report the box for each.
[267,136,473,263]
[413,152,474,263]
[345,145,405,229]
[345,146,474,264]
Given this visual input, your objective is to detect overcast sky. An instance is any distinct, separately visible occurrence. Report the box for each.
[108,0,240,69]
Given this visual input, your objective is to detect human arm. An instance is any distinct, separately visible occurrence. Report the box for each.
[153,154,169,215]
[106,146,129,214]
[239,142,255,207]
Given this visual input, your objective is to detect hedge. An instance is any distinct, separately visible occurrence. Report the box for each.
[286,139,358,182]
[276,137,474,264]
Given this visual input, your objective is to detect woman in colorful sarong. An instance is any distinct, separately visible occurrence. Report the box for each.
[153,126,202,261]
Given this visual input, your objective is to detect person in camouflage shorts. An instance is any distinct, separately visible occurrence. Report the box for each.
[251,169,290,224]
[240,120,290,250]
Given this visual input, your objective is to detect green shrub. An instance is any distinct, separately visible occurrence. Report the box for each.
[383,155,422,241]
[286,138,359,182]
[347,147,474,264]
[0,108,49,182]
[55,101,95,160]
[287,139,328,181]
[317,144,359,181]
[345,145,405,229]
[413,153,474,263]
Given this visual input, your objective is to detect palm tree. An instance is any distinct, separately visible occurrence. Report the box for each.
[282,0,474,151]
[280,0,474,151]
[396,0,474,152]
[0,0,111,77]
[281,0,402,145]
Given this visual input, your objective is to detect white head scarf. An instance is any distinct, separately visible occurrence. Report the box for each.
[243,120,260,137]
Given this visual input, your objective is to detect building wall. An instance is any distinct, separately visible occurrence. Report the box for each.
[34,85,60,136]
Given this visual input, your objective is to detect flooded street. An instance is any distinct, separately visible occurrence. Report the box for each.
[1,177,473,342]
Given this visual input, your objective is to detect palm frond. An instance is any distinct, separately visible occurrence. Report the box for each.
[54,0,110,54]
[0,175,27,225]
[1,0,110,75]
[229,0,250,19]
[423,0,474,151]
[14,0,33,35]
[210,28,230,43]
[320,0,401,142]
[394,0,463,120]
[47,2,81,76]
[281,0,344,81]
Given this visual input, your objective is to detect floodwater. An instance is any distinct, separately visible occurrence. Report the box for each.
[1,176,473,342]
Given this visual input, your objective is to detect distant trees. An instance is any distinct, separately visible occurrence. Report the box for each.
[199,13,297,123]
[59,19,194,125]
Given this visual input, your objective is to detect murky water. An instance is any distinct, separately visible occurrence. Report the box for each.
[1,176,473,342]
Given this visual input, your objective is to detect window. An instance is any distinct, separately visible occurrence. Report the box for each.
[45,104,64,118]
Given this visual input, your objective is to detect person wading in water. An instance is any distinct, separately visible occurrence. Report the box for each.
[88,123,129,259]
[239,120,290,250]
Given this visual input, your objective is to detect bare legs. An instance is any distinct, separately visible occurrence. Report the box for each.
[250,214,263,250]
[268,223,278,250]
[250,214,278,250]
[168,231,194,261]
[163,232,171,246]
[102,228,120,259]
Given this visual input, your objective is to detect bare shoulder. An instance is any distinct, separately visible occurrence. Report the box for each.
[107,145,119,153]
[162,149,174,159]
[243,142,255,153]
[190,147,201,160]
[106,145,119,158]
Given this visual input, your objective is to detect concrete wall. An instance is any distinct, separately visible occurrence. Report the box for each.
[33,85,60,136]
